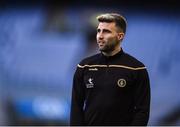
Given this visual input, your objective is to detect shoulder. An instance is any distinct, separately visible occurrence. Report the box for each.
[78,53,101,66]
[121,52,146,69]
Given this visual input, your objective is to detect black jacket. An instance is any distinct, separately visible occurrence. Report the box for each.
[70,49,150,126]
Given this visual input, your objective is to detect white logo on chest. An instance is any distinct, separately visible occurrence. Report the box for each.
[86,78,94,88]
[88,68,98,71]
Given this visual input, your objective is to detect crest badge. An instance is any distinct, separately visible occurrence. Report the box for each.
[117,79,126,87]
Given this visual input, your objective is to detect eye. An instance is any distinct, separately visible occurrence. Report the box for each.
[97,29,100,33]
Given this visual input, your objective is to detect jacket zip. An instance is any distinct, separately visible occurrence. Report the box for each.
[105,58,109,78]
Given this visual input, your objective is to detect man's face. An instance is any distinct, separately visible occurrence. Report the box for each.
[96,22,122,53]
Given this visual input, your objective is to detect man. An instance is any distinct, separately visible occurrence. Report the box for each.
[70,13,150,126]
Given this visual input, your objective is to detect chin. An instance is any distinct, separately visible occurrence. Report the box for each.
[99,48,105,52]
[100,48,114,53]
[100,49,108,53]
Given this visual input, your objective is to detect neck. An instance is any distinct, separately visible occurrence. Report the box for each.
[102,46,121,56]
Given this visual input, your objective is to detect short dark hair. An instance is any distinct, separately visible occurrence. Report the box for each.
[96,13,127,33]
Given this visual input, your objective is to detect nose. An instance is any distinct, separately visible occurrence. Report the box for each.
[97,32,104,40]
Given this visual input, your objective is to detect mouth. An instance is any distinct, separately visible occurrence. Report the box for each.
[97,40,106,48]
[98,43,104,47]
[98,44,105,50]
[98,40,105,44]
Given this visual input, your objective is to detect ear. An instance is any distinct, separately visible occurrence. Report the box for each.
[117,32,124,41]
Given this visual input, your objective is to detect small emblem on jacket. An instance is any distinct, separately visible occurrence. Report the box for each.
[89,68,98,71]
[117,79,126,87]
[86,78,94,88]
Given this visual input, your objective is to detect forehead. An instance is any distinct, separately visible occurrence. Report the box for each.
[97,22,116,30]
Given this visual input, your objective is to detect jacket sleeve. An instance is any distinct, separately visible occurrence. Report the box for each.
[70,65,85,125]
[131,68,151,125]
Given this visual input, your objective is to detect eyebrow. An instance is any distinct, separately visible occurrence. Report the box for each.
[97,28,112,33]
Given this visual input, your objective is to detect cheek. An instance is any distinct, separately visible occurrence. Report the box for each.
[106,35,116,42]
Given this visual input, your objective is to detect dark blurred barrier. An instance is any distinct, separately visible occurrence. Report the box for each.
[5,97,69,125]
[159,105,180,125]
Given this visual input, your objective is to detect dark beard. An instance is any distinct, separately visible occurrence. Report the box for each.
[99,44,115,53]
[99,40,119,53]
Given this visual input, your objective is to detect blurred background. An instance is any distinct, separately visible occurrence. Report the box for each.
[0,0,180,125]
